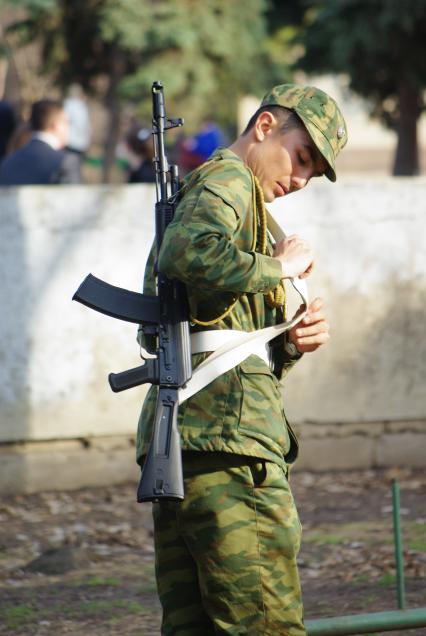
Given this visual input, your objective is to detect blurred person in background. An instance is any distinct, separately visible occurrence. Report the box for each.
[64,84,91,182]
[0,100,17,161]
[0,98,80,186]
[6,122,32,156]
[120,122,156,183]
[178,118,226,174]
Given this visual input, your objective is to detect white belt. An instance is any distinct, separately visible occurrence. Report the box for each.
[179,308,306,404]
[191,330,271,367]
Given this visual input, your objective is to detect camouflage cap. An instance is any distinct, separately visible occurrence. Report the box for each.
[261,84,348,182]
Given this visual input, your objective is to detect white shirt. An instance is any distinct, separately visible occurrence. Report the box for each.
[64,97,91,152]
[32,131,61,150]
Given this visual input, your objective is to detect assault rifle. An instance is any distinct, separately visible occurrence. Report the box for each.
[72,81,192,502]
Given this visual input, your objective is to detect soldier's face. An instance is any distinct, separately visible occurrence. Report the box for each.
[248,116,328,203]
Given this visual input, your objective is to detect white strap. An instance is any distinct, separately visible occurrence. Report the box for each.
[191,330,271,366]
[266,211,309,305]
[191,329,248,353]
[177,213,309,404]
[179,312,304,403]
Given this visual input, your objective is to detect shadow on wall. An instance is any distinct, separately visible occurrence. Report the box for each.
[0,184,153,494]
[329,280,426,422]
[0,186,105,493]
[285,279,426,426]
[0,188,31,491]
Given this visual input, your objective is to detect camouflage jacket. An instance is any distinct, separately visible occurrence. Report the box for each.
[136,148,300,469]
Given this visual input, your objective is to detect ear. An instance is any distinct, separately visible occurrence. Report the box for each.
[253,111,278,142]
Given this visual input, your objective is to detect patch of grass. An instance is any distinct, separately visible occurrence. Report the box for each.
[1,604,38,629]
[409,539,426,552]
[138,580,158,594]
[69,575,122,587]
[303,531,345,545]
[86,576,122,587]
[80,599,115,613]
[305,520,425,552]
[378,573,396,587]
[107,615,123,626]
[364,595,377,606]
[78,599,144,616]
[407,521,426,553]
[351,574,370,585]
[303,521,389,546]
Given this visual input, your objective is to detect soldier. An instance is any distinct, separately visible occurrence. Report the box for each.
[137,84,347,635]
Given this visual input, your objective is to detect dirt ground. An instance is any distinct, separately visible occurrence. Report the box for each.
[0,467,425,636]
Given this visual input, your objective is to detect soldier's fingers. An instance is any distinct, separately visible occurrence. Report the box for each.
[303,310,326,325]
[308,297,324,312]
[299,260,315,278]
[296,332,330,346]
[295,321,329,338]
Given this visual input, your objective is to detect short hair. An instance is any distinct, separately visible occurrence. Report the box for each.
[242,105,305,136]
[125,124,154,159]
[30,99,64,132]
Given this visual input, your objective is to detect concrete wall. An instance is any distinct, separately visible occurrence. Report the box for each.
[269,178,426,425]
[1,185,156,445]
[1,180,425,493]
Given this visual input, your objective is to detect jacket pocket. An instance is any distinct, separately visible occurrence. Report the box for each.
[238,355,289,454]
[179,362,237,442]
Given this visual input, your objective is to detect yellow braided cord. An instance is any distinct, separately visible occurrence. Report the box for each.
[254,174,267,254]
[190,301,239,326]
[189,167,285,326]
[252,174,286,310]
[250,171,258,251]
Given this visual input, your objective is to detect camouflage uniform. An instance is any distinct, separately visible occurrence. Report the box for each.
[137,85,347,635]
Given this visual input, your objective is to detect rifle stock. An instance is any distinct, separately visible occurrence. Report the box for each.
[137,388,184,501]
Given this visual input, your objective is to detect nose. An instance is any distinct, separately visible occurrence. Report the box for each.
[290,173,309,191]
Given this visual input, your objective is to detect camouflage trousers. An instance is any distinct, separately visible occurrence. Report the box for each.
[152,451,305,635]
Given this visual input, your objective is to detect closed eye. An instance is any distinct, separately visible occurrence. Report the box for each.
[302,143,326,177]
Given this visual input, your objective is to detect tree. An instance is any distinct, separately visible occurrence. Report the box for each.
[3,0,139,180]
[295,0,426,175]
[3,0,271,180]
[261,0,306,88]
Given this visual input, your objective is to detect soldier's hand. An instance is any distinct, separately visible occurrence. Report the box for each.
[288,297,330,353]
[273,235,314,279]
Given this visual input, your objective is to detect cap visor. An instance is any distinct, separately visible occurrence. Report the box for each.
[298,114,337,182]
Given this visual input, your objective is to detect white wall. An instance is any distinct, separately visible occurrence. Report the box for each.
[1,180,425,446]
[269,178,426,424]
[1,185,156,443]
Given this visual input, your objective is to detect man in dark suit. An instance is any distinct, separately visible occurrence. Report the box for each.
[0,99,81,185]
[0,100,17,160]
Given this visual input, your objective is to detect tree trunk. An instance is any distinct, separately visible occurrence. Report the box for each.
[102,49,125,183]
[2,57,23,118]
[392,79,421,176]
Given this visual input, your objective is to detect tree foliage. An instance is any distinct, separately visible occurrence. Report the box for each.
[4,0,272,131]
[296,0,426,174]
[100,0,271,131]
[3,0,279,178]
[6,0,424,176]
